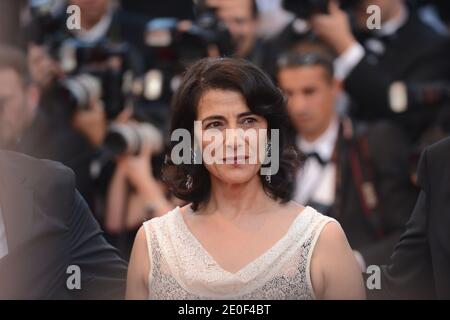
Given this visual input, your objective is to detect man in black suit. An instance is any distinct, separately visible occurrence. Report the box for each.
[310,0,450,141]
[368,137,450,299]
[0,45,127,299]
[276,46,419,269]
[0,150,127,299]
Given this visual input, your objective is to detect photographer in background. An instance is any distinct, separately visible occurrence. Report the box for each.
[17,71,107,208]
[102,119,180,259]
[210,0,266,66]
[24,0,149,120]
[19,0,152,207]
[307,0,450,142]
[27,42,63,91]
[68,0,147,54]
[0,37,105,209]
[25,0,146,88]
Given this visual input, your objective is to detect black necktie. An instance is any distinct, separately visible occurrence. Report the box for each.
[304,152,328,167]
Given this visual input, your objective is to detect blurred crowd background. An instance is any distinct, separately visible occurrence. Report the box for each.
[0,0,449,267]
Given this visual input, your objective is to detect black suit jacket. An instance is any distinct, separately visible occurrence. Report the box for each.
[329,121,418,266]
[370,137,450,299]
[0,151,127,299]
[346,10,450,140]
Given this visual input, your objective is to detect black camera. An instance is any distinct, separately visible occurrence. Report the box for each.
[138,0,234,102]
[57,39,134,119]
[27,0,67,54]
[59,73,102,112]
[145,0,234,67]
[283,0,359,19]
[104,122,163,156]
[39,73,104,122]
[27,1,137,119]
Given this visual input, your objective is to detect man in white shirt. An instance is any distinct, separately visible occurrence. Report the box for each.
[277,47,340,209]
[276,43,418,270]
[310,0,413,82]
[309,0,450,141]
[70,0,114,43]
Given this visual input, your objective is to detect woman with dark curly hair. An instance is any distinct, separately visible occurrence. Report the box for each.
[126,57,364,300]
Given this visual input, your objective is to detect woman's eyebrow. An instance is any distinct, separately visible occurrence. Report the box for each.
[201,115,226,122]
[201,112,255,122]
[237,112,255,118]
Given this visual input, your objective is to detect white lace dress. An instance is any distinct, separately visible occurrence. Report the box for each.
[142,205,336,300]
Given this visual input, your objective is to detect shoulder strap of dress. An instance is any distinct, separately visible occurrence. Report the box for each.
[142,207,181,287]
[304,209,339,299]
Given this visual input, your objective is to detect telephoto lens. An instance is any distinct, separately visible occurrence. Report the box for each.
[104,122,163,156]
[61,73,102,110]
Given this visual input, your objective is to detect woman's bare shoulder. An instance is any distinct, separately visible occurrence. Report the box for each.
[317,221,347,247]
[133,225,151,264]
[310,220,365,299]
[310,219,349,277]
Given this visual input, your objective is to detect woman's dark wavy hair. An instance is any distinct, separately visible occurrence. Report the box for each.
[163,57,301,211]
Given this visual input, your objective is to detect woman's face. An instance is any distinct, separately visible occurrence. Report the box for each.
[196,89,268,185]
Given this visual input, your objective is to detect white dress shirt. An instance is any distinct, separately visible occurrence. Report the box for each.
[256,0,295,40]
[72,9,113,43]
[294,119,368,270]
[294,118,339,206]
[0,205,8,260]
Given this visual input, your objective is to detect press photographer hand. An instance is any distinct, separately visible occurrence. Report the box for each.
[309,0,357,55]
[120,142,172,218]
[121,142,154,191]
[27,44,63,90]
[72,99,107,147]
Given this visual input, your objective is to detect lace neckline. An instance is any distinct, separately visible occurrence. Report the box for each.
[173,205,312,277]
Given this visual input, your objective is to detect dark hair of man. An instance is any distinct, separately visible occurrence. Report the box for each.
[277,40,336,82]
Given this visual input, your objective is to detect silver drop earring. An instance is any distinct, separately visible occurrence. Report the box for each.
[264,140,272,183]
[185,174,193,190]
[266,140,272,158]
[191,148,198,164]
